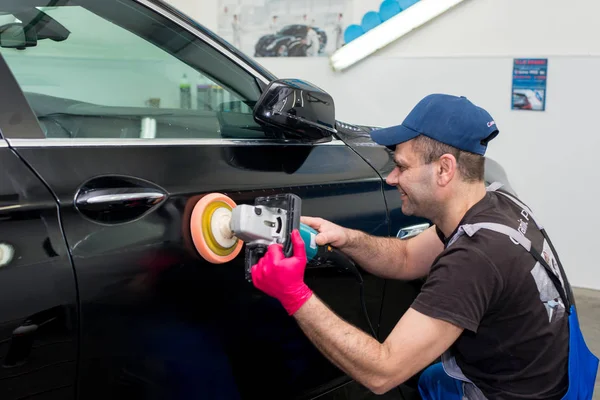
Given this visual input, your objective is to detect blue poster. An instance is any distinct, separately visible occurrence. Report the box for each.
[512,58,547,111]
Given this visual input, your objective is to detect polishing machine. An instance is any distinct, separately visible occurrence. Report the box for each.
[189,192,360,282]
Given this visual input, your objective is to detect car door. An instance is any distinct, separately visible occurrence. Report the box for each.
[0,89,78,397]
[0,1,391,399]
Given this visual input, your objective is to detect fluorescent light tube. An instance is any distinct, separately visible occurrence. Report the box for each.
[330,0,467,71]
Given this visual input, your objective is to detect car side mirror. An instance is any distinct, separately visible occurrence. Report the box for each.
[253,78,336,142]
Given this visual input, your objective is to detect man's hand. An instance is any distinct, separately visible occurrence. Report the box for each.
[250,230,313,315]
[301,216,352,248]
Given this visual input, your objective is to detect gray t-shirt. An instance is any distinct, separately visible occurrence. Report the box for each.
[411,191,569,399]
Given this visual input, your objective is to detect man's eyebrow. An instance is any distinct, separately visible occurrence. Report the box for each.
[393,158,406,166]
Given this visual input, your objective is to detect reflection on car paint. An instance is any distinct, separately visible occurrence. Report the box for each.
[0,242,14,267]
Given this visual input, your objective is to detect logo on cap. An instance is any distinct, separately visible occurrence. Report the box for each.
[487,121,496,128]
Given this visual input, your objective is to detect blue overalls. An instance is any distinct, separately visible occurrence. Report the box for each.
[418,184,599,400]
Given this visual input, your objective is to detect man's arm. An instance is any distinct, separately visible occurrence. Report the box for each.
[344,226,443,280]
[294,294,463,395]
[251,231,463,395]
[302,217,443,280]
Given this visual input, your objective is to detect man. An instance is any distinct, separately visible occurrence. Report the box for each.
[250,94,575,399]
[305,26,320,57]
[334,13,344,50]
[269,15,279,34]
[231,14,241,49]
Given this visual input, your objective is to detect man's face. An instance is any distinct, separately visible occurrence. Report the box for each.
[385,140,438,217]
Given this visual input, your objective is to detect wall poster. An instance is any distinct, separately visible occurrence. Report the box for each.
[218,0,352,58]
[512,58,548,111]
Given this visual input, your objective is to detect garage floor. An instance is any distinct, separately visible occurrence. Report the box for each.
[573,287,600,399]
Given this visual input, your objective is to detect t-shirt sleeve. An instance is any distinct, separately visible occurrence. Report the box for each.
[411,246,502,333]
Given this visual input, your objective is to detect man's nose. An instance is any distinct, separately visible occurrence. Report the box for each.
[386,169,398,186]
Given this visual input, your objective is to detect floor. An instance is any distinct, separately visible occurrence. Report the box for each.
[572,287,600,399]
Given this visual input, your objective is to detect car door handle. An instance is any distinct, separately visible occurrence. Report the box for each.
[75,187,166,224]
[397,223,430,240]
[76,189,165,206]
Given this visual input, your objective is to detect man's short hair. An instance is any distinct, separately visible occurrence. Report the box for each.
[411,135,484,182]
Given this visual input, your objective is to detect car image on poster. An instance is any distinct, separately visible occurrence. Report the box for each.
[218,0,350,57]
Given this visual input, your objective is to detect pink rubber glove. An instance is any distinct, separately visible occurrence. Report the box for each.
[251,230,313,315]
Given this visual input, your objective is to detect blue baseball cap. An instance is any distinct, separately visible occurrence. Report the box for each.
[370,94,499,155]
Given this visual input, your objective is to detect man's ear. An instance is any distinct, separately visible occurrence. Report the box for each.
[437,154,456,186]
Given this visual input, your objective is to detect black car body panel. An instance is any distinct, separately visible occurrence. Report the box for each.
[0,1,512,399]
[0,143,78,399]
[0,45,405,396]
[11,140,395,399]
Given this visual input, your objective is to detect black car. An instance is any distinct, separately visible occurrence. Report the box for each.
[255,24,327,57]
[0,1,513,399]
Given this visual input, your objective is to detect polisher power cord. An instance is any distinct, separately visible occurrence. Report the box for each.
[337,256,378,340]
[359,280,378,340]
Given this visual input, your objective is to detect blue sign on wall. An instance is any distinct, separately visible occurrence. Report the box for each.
[512,58,547,111]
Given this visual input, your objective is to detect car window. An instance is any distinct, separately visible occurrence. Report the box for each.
[279,25,306,36]
[0,0,266,140]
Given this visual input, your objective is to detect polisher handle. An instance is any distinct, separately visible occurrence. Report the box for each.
[244,193,302,282]
[245,244,267,282]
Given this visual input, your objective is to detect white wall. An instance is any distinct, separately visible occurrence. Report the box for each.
[253,56,600,293]
[179,0,600,289]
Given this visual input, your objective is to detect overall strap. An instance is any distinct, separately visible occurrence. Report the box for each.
[485,182,573,308]
[485,181,504,192]
[486,182,543,230]
[460,222,571,312]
